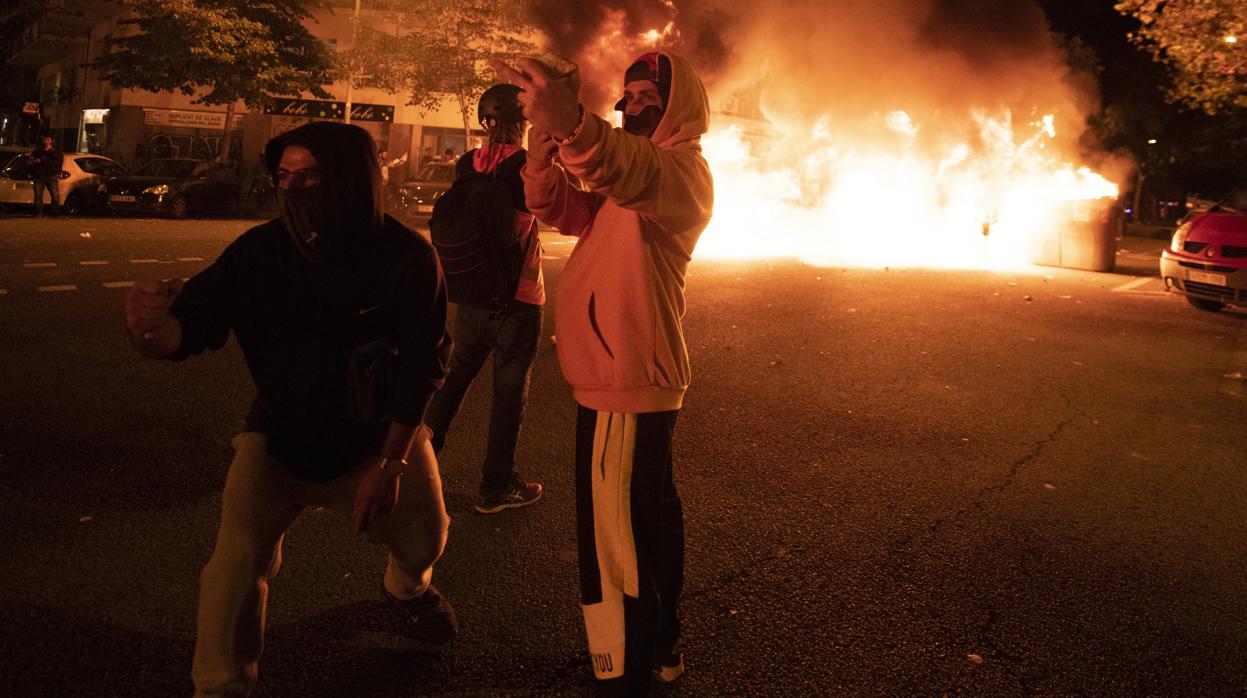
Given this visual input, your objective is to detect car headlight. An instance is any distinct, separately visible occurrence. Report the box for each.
[1170,222,1191,253]
[143,183,169,195]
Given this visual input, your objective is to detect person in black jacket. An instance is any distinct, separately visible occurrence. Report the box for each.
[124,122,457,697]
[29,134,63,217]
[424,84,545,515]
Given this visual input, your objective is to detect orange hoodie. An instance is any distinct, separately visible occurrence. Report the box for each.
[523,53,714,413]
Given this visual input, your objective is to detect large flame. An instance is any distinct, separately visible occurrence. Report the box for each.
[698,108,1119,269]
[529,2,1125,271]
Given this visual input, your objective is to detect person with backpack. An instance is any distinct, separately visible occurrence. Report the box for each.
[124,122,458,696]
[424,83,545,515]
[490,52,713,694]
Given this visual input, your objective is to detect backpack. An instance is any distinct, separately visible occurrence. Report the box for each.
[429,151,526,310]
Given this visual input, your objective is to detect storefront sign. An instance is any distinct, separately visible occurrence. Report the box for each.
[265,98,394,123]
[143,108,244,130]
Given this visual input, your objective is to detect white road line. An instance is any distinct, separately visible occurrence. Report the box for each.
[177,256,205,262]
[79,260,109,266]
[541,255,560,260]
[22,262,56,268]
[130,259,160,264]
[1111,277,1154,293]
[37,284,78,292]
[102,281,135,288]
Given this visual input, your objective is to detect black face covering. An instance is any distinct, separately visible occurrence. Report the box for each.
[623,104,664,138]
[278,186,333,265]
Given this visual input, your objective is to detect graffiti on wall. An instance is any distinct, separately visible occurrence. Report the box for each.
[144,132,241,164]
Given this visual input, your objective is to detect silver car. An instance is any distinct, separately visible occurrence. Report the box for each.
[0,151,127,215]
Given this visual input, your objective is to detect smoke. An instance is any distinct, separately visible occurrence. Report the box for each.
[522,0,1124,177]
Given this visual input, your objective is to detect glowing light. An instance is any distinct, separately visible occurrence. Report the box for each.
[1147,138,1157,144]
[641,29,662,44]
[698,109,1119,270]
[1225,35,1239,44]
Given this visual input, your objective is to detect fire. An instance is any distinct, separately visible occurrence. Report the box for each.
[697,107,1119,270]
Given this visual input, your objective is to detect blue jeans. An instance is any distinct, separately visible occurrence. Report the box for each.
[32,177,60,216]
[424,302,542,496]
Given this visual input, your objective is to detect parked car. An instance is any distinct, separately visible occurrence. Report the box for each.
[106,158,240,218]
[397,161,456,219]
[0,151,126,214]
[1159,184,1247,312]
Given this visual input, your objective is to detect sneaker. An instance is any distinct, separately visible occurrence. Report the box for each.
[653,651,685,683]
[474,476,543,514]
[381,582,458,644]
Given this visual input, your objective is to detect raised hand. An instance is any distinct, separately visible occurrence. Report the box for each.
[490,58,582,141]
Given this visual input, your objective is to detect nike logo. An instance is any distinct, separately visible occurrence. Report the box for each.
[358,304,382,315]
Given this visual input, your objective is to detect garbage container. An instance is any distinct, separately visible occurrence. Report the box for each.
[1031,197,1120,272]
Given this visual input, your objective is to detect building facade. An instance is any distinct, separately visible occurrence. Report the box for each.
[2,2,485,188]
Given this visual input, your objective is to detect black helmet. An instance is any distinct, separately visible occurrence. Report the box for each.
[478,83,524,126]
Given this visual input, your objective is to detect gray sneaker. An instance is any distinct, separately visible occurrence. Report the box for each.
[474,476,543,514]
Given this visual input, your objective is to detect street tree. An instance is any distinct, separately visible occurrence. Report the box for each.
[1116,0,1245,114]
[95,0,336,164]
[340,0,536,151]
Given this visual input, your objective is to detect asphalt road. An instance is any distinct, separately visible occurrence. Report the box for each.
[1,214,1244,696]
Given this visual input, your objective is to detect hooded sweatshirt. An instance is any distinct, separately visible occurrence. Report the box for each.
[522,52,713,413]
[171,122,450,481]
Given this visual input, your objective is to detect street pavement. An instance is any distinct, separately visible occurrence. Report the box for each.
[1,214,1244,696]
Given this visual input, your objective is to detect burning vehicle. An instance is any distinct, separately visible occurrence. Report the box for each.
[1160,184,1247,312]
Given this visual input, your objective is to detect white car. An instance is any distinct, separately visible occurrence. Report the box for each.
[0,151,127,215]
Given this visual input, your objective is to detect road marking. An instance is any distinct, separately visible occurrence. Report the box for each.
[176,256,205,262]
[102,281,135,288]
[37,284,77,292]
[22,262,56,268]
[541,255,560,260]
[79,260,109,266]
[130,258,160,264]
[1111,277,1153,292]
[0,289,7,295]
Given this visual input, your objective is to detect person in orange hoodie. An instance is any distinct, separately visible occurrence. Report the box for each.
[492,52,713,694]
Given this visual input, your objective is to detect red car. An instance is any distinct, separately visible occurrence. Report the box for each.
[1160,185,1247,312]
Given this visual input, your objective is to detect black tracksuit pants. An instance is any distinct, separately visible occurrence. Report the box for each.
[575,405,684,695]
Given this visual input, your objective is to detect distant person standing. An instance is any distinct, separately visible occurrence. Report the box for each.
[378,147,408,186]
[424,84,545,515]
[30,134,63,217]
[441,147,456,163]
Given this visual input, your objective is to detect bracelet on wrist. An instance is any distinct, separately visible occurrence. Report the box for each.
[554,106,586,146]
[378,456,407,477]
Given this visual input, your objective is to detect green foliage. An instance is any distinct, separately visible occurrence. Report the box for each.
[95,0,336,109]
[339,0,536,129]
[1116,0,1245,114]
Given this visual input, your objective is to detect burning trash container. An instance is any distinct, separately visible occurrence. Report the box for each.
[1029,196,1121,272]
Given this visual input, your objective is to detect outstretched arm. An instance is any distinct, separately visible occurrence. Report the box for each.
[522,126,603,237]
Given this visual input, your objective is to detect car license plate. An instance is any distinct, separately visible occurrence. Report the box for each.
[1187,270,1227,286]
[110,195,136,203]
[416,204,434,213]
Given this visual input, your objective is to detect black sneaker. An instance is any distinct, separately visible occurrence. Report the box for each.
[474,476,543,514]
[381,582,458,644]
[653,650,685,683]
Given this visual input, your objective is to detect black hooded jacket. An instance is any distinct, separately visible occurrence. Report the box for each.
[170,123,450,481]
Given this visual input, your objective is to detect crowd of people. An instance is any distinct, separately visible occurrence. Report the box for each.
[124,51,713,698]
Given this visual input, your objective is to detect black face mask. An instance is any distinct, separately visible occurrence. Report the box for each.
[278,187,331,264]
[622,105,664,138]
